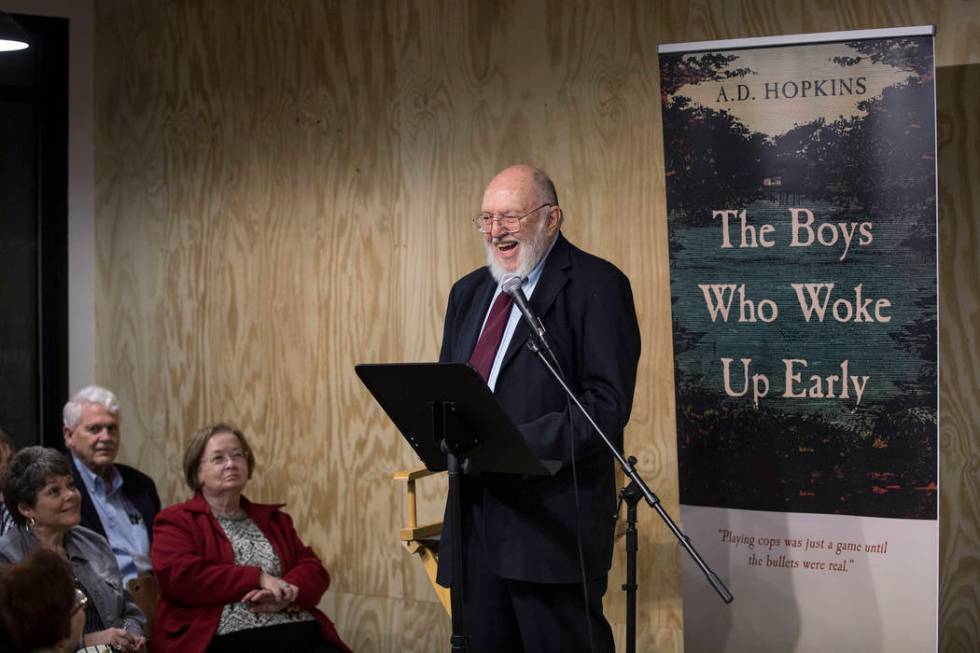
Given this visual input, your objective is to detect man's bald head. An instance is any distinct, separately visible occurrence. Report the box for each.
[484,165,558,209]
[480,164,562,282]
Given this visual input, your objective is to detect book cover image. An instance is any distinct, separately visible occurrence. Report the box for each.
[660,36,937,520]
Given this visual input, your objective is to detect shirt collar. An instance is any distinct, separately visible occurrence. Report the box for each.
[72,454,122,495]
[13,526,88,563]
[187,491,284,518]
[63,529,89,563]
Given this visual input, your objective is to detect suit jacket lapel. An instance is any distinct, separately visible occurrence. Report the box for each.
[71,459,107,539]
[498,233,572,373]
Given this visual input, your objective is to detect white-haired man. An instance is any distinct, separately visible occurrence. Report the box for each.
[436,165,641,652]
[63,385,161,583]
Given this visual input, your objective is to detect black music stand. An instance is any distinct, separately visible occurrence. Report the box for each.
[355,362,559,653]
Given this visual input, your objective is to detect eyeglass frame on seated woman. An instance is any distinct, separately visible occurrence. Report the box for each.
[72,587,88,614]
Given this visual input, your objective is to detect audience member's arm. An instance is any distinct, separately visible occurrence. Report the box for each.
[97,544,147,637]
[276,511,330,610]
[120,585,148,636]
[91,533,147,637]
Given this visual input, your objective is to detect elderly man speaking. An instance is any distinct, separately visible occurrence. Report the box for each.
[436,165,641,652]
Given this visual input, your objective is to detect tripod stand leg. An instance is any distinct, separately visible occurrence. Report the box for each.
[620,481,642,653]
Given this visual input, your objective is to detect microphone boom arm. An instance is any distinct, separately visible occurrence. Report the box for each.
[522,330,734,609]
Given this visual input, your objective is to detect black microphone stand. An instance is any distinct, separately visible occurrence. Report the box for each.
[524,337,734,653]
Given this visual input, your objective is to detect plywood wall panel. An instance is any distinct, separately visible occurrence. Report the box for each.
[93,1,978,650]
[936,61,980,653]
[321,590,452,653]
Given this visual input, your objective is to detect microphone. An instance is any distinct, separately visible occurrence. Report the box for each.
[501,274,546,341]
[500,274,566,378]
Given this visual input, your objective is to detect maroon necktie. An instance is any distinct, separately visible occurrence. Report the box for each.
[469,291,514,383]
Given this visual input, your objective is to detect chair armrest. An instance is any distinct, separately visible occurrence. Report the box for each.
[393,467,443,482]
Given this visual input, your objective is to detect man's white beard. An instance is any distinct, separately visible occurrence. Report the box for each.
[485,221,553,284]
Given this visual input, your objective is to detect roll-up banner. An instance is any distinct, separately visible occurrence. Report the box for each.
[658,26,938,652]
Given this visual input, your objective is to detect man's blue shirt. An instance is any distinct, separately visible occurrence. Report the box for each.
[72,454,152,583]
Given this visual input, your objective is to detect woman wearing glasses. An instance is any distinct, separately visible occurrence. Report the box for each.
[0,446,147,651]
[151,423,350,653]
[0,548,88,652]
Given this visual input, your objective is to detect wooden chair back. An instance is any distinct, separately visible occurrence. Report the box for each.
[126,574,160,638]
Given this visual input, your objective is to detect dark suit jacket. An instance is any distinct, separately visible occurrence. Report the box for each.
[436,233,641,585]
[70,457,162,543]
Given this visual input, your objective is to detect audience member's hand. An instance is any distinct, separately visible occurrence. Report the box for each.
[246,596,293,613]
[250,570,299,603]
[240,587,296,612]
[84,627,144,651]
[241,573,298,613]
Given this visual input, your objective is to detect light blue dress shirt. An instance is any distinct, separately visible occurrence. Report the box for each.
[484,235,558,391]
[72,454,152,583]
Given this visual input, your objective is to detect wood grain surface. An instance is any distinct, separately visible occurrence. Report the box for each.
[92,1,978,650]
[936,60,980,653]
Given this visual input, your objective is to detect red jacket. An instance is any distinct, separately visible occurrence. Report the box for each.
[150,492,350,653]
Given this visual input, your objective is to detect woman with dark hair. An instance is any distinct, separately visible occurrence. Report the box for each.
[151,423,350,653]
[0,548,85,652]
[0,446,147,651]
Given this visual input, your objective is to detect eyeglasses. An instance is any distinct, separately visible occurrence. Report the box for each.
[72,587,88,614]
[472,203,553,234]
[205,451,248,467]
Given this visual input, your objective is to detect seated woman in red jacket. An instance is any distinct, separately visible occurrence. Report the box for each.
[151,423,351,653]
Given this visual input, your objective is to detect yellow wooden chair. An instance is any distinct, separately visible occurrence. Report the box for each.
[393,467,452,614]
[394,465,627,617]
